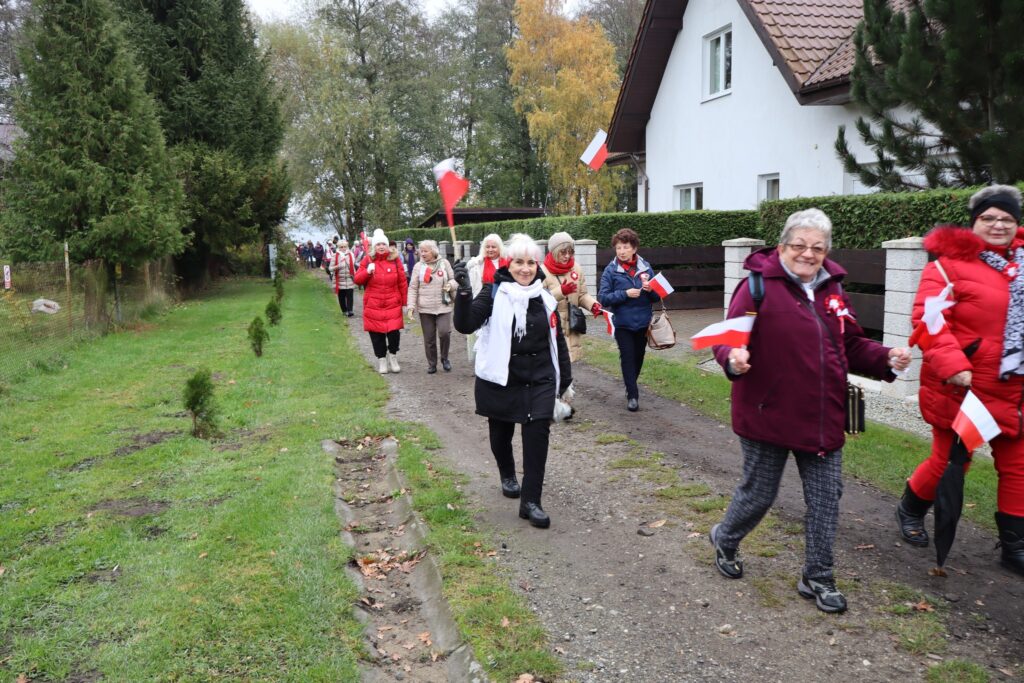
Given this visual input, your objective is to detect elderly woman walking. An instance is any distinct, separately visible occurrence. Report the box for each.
[329,238,357,317]
[598,228,661,412]
[407,240,457,373]
[453,234,572,528]
[354,229,408,374]
[896,186,1024,577]
[543,232,602,363]
[464,233,509,361]
[710,208,911,613]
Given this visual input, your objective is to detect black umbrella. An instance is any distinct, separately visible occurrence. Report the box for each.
[933,437,971,568]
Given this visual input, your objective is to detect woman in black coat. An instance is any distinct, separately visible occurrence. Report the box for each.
[454,234,572,528]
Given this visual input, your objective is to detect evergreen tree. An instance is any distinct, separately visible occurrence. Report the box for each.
[836,0,1024,190]
[0,0,185,263]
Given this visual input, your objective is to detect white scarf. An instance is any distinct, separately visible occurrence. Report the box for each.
[475,280,559,389]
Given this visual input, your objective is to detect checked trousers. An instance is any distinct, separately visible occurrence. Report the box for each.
[716,437,843,581]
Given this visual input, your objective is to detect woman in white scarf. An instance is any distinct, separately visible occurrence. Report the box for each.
[453,234,572,528]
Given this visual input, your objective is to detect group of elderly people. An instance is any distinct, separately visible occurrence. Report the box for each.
[343,184,1024,613]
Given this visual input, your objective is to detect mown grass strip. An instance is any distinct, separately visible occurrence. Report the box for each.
[581,337,999,530]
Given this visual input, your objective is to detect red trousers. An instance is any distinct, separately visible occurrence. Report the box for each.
[909,427,1024,516]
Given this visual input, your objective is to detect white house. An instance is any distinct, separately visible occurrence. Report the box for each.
[607,0,888,211]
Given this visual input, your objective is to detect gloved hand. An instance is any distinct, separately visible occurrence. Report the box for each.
[590,302,602,316]
[366,262,376,275]
[560,281,578,295]
[452,260,470,290]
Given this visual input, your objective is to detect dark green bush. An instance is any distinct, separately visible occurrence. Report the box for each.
[248,316,269,357]
[183,368,219,438]
[273,271,284,302]
[265,298,281,326]
[400,210,758,248]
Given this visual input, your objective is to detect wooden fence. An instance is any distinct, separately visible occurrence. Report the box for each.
[597,246,724,310]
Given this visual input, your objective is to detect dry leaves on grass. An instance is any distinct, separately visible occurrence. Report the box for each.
[928,567,948,577]
[500,616,511,629]
[418,631,432,647]
[647,519,667,528]
[910,600,935,612]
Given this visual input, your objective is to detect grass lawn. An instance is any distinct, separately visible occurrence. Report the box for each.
[0,273,556,682]
[581,337,1000,531]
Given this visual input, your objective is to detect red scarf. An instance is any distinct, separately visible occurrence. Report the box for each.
[482,257,508,284]
[544,252,574,275]
[618,256,638,278]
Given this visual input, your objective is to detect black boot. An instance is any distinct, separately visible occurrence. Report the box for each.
[995,512,1024,577]
[896,482,932,548]
[519,501,550,528]
[500,476,521,499]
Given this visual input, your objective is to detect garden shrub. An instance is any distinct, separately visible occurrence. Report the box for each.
[183,368,219,438]
[248,316,269,357]
[265,298,281,326]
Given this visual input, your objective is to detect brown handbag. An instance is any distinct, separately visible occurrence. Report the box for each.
[646,302,676,350]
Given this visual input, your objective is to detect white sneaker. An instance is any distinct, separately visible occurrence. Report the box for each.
[387,353,401,373]
[377,357,388,374]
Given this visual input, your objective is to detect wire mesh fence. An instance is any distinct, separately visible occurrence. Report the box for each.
[0,249,175,386]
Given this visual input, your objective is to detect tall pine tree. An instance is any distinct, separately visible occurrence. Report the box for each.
[836,0,1024,190]
[0,0,185,264]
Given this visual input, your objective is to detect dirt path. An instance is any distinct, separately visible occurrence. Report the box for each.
[343,296,1023,682]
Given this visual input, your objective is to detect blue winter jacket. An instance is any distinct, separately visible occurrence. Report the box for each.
[597,256,661,331]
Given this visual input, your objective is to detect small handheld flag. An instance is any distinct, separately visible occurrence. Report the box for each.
[690,316,755,350]
[909,283,955,351]
[432,159,470,236]
[649,272,675,299]
[602,309,615,335]
[952,391,1000,452]
[580,129,609,171]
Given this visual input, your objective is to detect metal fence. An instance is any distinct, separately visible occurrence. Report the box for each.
[0,249,176,386]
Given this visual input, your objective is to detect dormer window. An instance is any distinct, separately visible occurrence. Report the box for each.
[704,26,732,100]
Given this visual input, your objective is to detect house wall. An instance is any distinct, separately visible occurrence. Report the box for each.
[644,0,876,212]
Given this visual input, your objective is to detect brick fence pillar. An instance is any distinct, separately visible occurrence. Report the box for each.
[575,239,598,292]
[722,238,765,315]
[881,236,928,399]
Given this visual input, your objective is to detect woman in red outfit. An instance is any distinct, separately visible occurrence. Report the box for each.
[897,185,1024,577]
[354,228,408,374]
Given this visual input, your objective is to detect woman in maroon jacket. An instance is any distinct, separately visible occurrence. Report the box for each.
[896,185,1024,577]
[354,229,408,374]
[710,208,910,614]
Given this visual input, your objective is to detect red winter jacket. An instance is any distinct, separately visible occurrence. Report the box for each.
[354,252,408,333]
[915,226,1024,438]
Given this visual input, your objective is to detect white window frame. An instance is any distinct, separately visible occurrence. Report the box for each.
[703,26,732,101]
[758,173,780,202]
[675,183,704,211]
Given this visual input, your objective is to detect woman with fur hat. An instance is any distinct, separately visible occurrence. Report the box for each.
[453,234,572,528]
[897,185,1024,577]
[407,240,457,373]
[543,231,601,362]
[354,229,408,373]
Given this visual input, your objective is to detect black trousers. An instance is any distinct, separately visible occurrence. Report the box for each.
[488,418,550,504]
[614,327,648,400]
[368,330,400,358]
[336,288,354,314]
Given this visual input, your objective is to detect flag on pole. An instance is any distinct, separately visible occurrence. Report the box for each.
[432,158,470,229]
[952,391,1000,451]
[649,272,675,298]
[908,283,955,351]
[601,309,615,335]
[579,129,609,171]
[690,315,755,350]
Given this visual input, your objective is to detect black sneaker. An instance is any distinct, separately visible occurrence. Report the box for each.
[709,523,743,579]
[797,574,847,613]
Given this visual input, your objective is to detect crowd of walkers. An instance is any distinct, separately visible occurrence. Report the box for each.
[307,188,1024,614]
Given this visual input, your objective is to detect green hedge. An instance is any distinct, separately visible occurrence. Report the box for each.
[399,210,758,248]
[757,186,1024,249]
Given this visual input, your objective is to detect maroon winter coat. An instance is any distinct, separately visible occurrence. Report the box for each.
[354,252,408,333]
[713,248,893,453]
[915,226,1024,438]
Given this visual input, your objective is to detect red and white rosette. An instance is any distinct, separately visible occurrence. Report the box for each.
[824,293,855,333]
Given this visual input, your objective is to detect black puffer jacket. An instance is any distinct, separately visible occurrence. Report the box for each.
[454,267,572,423]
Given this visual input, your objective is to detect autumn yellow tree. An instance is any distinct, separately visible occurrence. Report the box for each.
[507,0,622,214]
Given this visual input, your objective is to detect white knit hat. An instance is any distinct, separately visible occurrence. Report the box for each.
[547,231,574,255]
[370,228,388,248]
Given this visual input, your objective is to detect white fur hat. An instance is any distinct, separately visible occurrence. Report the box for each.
[370,228,388,248]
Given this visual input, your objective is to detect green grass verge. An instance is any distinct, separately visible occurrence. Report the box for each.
[0,273,558,682]
[581,338,999,530]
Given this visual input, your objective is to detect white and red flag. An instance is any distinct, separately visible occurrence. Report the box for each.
[908,283,955,351]
[690,315,755,350]
[579,129,609,171]
[432,158,470,228]
[649,272,675,298]
[952,390,1000,451]
[601,309,615,335]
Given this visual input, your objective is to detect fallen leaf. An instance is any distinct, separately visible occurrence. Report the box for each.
[279,448,288,453]
[928,567,948,577]
[965,503,976,508]
[402,642,416,650]
[555,646,566,655]
[17,674,28,683]
[431,651,439,662]
[390,653,401,661]
[913,600,935,612]
[998,668,1014,676]
[501,616,510,629]
[648,519,667,528]
[377,625,394,631]
[417,631,432,644]
[26,508,35,515]
[446,503,455,510]
[975,599,985,606]
[514,675,535,683]
[198,552,208,560]
[687,532,702,538]
[854,544,875,550]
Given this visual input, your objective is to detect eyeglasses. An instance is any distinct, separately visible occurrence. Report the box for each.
[784,243,827,256]
[977,215,1018,228]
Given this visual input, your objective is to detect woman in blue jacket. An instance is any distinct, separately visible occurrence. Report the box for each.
[598,228,661,411]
